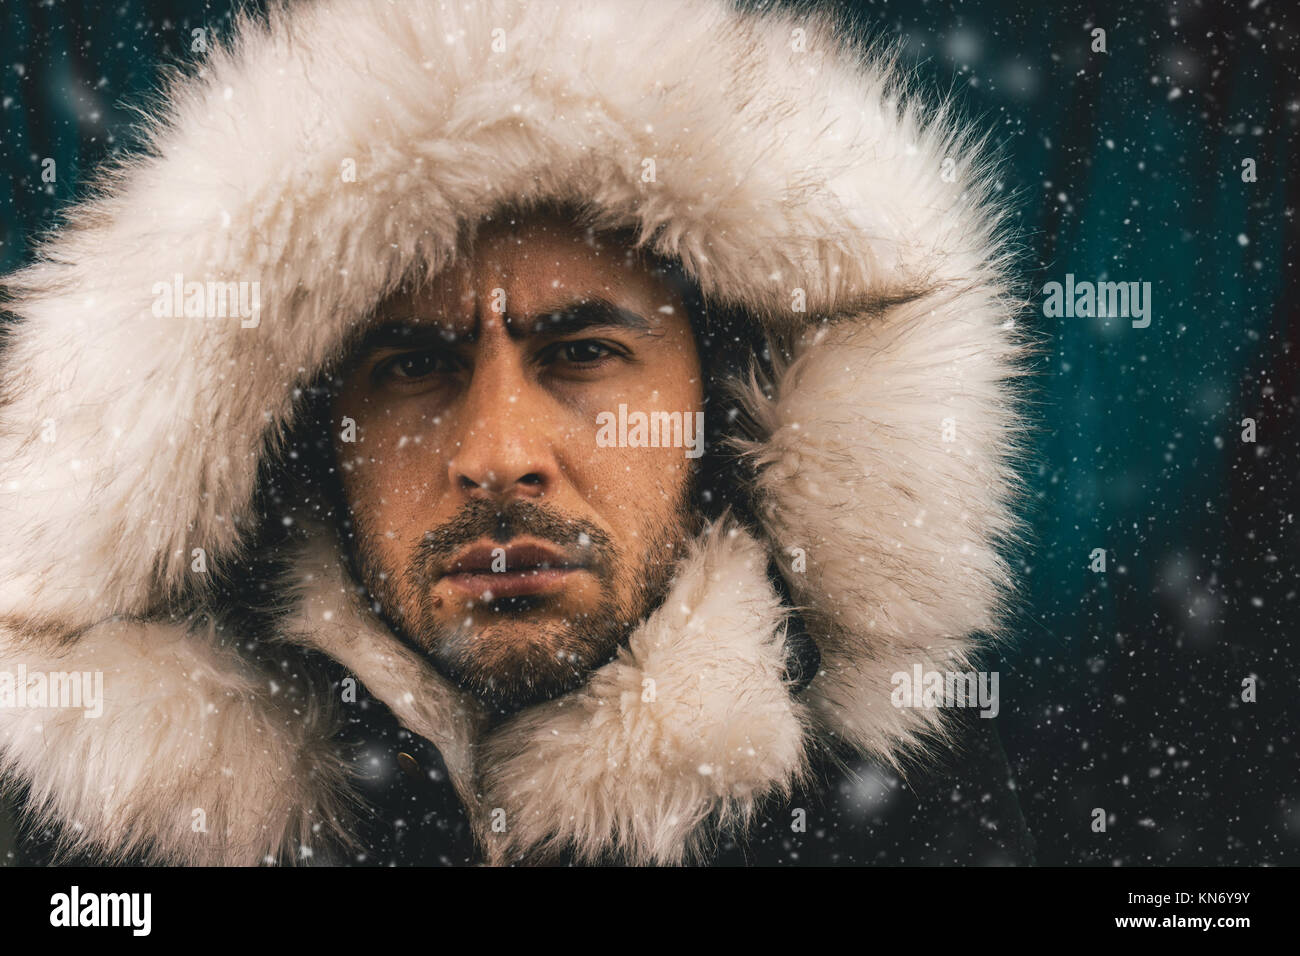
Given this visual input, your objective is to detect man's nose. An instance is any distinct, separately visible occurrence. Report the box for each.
[446,357,559,501]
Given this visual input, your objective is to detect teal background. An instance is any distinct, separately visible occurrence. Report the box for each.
[1,0,1297,864]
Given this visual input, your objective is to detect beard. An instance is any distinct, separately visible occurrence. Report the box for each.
[349,483,700,715]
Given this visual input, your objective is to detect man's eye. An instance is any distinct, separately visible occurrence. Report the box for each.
[549,340,619,365]
[374,349,460,382]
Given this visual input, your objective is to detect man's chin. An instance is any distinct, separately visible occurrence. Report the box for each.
[425,616,622,715]
[448,664,591,716]
[435,657,599,716]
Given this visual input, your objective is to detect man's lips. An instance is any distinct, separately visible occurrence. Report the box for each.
[438,540,587,600]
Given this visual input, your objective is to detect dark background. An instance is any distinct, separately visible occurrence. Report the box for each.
[1,0,1296,865]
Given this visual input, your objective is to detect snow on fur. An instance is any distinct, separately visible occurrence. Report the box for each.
[0,0,1025,863]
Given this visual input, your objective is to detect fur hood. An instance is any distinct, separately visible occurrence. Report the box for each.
[0,0,1025,865]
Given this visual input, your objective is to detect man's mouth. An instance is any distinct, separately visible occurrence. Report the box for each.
[438,540,587,600]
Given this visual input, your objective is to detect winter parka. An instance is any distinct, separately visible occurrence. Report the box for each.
[0,0,1032,866]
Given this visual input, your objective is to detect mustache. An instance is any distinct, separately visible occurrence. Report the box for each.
[409,498,616,583]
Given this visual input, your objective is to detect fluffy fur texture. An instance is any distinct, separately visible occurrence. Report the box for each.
[284,519,805,865]
[0,0,1025,864]
[0,615,355,865]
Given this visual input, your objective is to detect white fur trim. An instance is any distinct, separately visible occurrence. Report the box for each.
[0,618,351,864]
[0,0,1025,864]
[739,290,1026,764]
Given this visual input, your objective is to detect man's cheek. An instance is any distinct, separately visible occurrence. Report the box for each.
[590,445,695,540]
[345,468,415,568]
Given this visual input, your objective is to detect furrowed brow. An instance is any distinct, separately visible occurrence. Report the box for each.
[513,298,660,339]
[349,296,660,358]
[352,320,471,355]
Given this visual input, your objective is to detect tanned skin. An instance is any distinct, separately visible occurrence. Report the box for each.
[332,212,704,714]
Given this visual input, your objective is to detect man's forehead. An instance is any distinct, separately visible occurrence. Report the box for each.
[380,278,623,327]
[355,211,688,345]
[370,267,680,339]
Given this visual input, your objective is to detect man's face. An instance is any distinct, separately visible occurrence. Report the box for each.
[332,214,704,713]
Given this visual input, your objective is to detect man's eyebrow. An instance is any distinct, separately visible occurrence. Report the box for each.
[353,321,461,353]
[352,297,662,354]
[514,297,660,339]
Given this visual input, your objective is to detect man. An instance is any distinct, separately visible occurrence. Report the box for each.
[0,0,1032,865]
[331,213,711,718]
